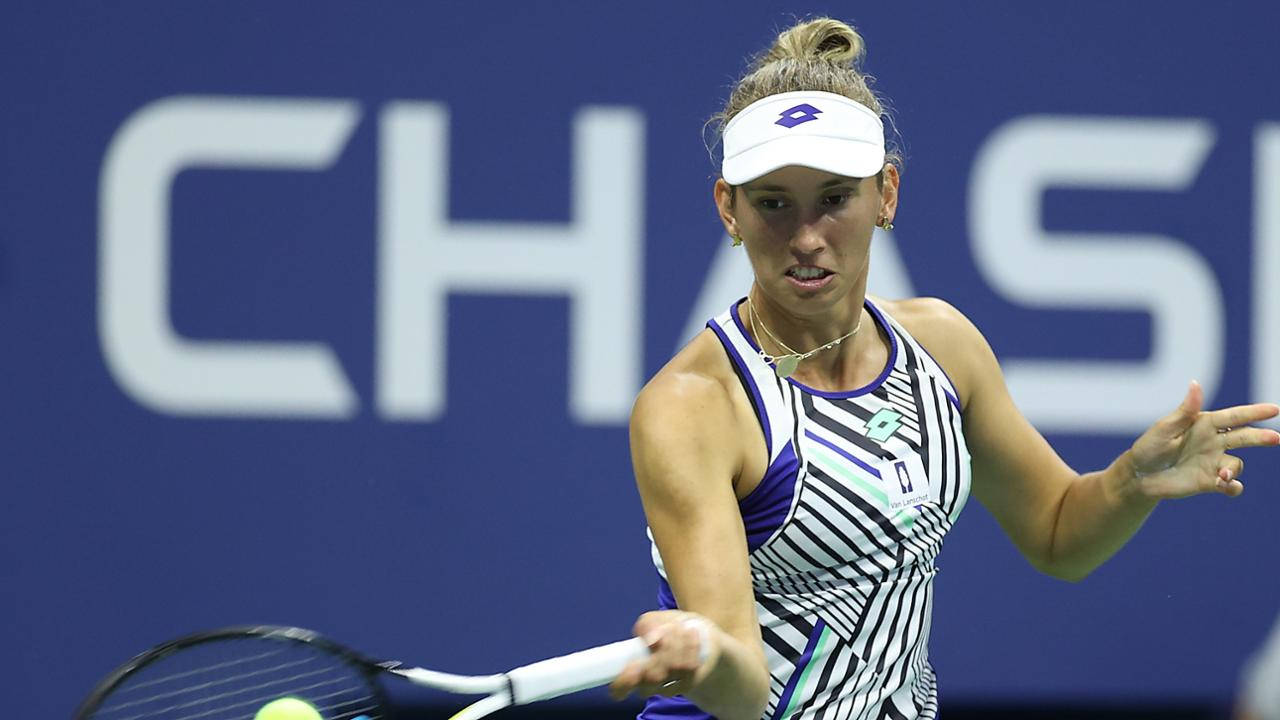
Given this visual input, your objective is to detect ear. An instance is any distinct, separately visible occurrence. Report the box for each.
[878,163,900,223]
[713,179,739,236]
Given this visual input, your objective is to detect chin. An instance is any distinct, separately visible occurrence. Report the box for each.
[776,279,843,309]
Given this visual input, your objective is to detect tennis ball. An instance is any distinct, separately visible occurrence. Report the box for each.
[253,697,322,720]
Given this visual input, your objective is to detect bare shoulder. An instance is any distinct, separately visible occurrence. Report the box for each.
[632,329,740,433]
[872,296,996,409]
[876,296,980,342]
[631,328,751,499]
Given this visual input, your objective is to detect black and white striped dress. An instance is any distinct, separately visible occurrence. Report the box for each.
[641,298,971,720]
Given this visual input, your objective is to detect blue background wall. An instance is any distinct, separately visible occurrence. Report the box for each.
[3,2,1279,717]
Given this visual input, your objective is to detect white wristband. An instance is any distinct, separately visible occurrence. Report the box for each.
[682,617,712,665]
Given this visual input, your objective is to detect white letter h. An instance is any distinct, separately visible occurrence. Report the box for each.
[377,103,644,424]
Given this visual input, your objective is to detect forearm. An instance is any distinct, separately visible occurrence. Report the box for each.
[686,626,770,720]
[1041,451,1158,582]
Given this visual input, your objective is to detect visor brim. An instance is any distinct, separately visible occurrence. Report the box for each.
[722,135,886,185]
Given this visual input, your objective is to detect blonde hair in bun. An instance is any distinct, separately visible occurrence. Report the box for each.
[711,17,902,177]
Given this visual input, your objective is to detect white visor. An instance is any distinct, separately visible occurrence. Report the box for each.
[721,90,886,185]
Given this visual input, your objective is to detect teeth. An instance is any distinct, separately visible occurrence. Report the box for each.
[790,267,826,280]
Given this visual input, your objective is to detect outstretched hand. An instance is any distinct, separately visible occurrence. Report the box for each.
[1128,381,1280,499]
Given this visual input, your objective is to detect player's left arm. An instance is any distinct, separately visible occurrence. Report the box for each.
[904,298,1280,582]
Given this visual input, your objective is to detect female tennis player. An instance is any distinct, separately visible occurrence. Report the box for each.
[608,16,1280,720]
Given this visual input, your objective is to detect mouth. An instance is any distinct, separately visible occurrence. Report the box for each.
[785,265,835,290]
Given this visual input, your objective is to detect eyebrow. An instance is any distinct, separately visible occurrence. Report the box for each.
[743,178,857,192]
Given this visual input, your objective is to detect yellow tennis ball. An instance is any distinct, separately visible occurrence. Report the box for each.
[253,697,322,720]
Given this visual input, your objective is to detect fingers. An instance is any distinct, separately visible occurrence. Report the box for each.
[1218,455,1244,481]
[1181,380,1205,417]
[610,656,690,700]
[1160,380,1205,434]
[1216,455,1245,497]
[608,657,652,700]
[1218,426,1280,451]
[1207,403,1280,432]
[610,612,712,702]
[631,610,671,641]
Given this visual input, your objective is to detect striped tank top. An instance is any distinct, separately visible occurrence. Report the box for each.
[641,298,971,720]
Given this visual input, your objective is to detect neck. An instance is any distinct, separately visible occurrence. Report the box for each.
[746,285,868,353]
[744,284,871,381]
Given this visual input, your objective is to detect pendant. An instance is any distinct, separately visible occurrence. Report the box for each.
[775,355,800,378]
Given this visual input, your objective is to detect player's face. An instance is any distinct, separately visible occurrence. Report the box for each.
[715,165,896,314]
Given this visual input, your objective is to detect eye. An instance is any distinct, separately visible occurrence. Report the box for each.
[757,197,788,210]
[822,192,852,207]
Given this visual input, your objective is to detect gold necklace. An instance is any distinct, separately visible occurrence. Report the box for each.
[747,296,863,379]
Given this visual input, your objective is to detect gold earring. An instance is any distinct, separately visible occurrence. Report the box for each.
[877,218,894,231]
[731,234,743,247]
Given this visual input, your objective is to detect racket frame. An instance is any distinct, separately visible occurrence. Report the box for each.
[75,624,648,720]
[74,625,393,720]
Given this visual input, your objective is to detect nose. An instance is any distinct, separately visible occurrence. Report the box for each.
[790,221,826,256]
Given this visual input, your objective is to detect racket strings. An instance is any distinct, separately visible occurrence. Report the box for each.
[132,686,380,720]
[103,654,329,710]
[86,637,381,720]
[104,670,367,720]
[113,649,290,693]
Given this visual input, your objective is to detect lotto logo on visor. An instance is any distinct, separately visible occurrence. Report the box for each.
[721,90,886,185]
[776,103,822,128]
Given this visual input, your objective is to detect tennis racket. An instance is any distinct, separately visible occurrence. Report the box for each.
[74,624,650,720]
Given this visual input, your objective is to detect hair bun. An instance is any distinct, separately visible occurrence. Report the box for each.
[710,15,900,175]
[763,17,866,67]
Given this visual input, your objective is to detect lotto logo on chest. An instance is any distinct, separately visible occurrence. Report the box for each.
[861,408,904,442]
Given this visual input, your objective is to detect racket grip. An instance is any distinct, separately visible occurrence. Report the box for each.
[506,637,650,704]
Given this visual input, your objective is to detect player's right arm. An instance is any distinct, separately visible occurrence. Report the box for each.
[609,361,770,720]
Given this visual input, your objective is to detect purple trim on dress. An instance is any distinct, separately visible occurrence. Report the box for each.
[638,695,712,720]
[804,429,882,478]
[707,317,772,457]
[767,619,829,720]
[728,297,898,399]
[656,573,677,610]
[942,386,961,411]
[738,440,800,552]
[655,439,797,612]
